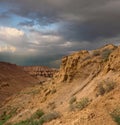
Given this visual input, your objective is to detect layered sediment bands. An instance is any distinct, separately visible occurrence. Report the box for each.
[23,66,58,80]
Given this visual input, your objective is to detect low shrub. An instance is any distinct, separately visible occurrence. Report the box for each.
[41,111,60,123]
[0,108,17,125]
[75,98,89,110]
[14,119,39,125]
[101,49,113,61]
[14,111,60,125]
[111,107,120,125]
[96,81,115,96]
[69,96,76,105]
[14,109,44,125]
[0,112,11,125]
[96,84,105,96]
[32,109,44,119]
[105,82,115,92]
[69,97,90,111]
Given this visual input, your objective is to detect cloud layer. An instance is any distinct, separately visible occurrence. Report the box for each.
[0,0,120,67]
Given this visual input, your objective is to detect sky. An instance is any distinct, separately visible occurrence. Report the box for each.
[0,0,120,67]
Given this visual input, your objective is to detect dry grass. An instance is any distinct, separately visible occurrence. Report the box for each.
[69,97,90,111]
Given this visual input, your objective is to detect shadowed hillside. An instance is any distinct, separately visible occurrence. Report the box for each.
[0,62,39,105]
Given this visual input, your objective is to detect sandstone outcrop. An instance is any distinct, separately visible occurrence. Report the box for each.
[54,44,117,83]
[103,45,120,73]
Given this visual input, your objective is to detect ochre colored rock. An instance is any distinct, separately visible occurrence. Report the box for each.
[54,44,117,83]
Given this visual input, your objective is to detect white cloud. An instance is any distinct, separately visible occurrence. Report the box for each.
[0,26,24,38]
[41,35,61,43]
[0,26,27,53]
[28,48,36,52]
[0,26,25,49]
[28,31,62,45]
[0,26,65,55]
[59,41,73,47]
[0,45,16,53]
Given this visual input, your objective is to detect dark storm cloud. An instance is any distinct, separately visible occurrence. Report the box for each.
[1,0,120,42]
[0,0,120,67]
[18,20,35,27]
[57,0,120,41]
[58,17,120,42]
[0,50,63,67]
[0,13,9,19]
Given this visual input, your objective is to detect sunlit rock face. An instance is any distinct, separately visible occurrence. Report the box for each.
[55,44,117,83]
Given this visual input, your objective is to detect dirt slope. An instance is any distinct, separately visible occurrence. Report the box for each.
[0,44,120,125]
[0,62,39,105]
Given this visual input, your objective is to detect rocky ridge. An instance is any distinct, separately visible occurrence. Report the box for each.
[54,44,117,83]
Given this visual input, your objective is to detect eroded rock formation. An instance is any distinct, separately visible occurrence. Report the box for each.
[54,44,117,82]
[23,66,58,81]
